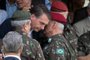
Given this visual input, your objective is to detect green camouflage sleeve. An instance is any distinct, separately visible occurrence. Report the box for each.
[44,39,68,60]
[34,40,45,60]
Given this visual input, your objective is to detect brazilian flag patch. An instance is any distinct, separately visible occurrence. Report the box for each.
[56,48,64,55]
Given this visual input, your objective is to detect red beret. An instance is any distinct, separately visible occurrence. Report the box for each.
[51,1,68,11]
[50,12,67,24]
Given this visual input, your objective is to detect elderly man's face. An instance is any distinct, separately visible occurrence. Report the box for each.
[23,21,31,33]
[31,14,49,32]
[44,21,55,37]
[16,0,31,9]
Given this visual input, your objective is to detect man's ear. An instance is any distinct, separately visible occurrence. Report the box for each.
[30,14,36,21]
[21,24,26,32]
[17,46,23,56]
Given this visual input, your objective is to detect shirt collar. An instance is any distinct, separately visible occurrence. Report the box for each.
[28,30,33,38]
[4,55,21,60]
[48,38,52,43]
[48,34,63,43]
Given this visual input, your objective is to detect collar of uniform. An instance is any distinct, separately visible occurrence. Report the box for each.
[48,34,63,43]
[50,34,62,38]
[4,55,21,60]
[48,38,52,43]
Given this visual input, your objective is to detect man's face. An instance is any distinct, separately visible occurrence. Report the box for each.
[31,14,49,32]
[44,21,55,37]
[23,20,31,33]
[16,0,31,9]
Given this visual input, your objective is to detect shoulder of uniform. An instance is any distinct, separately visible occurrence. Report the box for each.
[29,38,40,45]
[73,18,87,27]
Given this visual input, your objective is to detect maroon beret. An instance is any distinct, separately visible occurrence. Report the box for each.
[50,12,67,24]
[51,1,68,11]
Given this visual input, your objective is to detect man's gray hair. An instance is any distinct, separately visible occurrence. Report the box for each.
[11,19,30,27]
[3,31,23,53]
[57,22,64,30]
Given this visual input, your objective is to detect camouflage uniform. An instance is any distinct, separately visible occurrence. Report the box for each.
[78,31,90,56]
[43,34,77,60]
[64,24,78,55]
[19,32,45,60]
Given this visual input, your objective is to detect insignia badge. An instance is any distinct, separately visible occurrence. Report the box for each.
[56,48,64,55]
[48,38,52,43]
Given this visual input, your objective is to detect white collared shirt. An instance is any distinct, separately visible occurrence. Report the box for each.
[28,30,33,39]
[4,55,21,60]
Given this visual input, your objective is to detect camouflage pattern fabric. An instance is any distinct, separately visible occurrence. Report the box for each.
[64,24,78,56]
[43,34,77,60]
[78,31,90,56]
[19,33,45,60]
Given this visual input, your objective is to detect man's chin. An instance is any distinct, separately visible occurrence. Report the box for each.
[34,29,40,32]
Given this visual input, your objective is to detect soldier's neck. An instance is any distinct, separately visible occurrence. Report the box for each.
[51,29,63,37]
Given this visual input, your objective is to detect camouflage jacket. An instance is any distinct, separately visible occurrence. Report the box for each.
[21,34,45,60]
[43,34,77,60]
[64,24,78,55]
[78,31,90,56]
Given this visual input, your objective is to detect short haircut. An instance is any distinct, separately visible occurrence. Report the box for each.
[30,4,51,20]
[3,31,23,53]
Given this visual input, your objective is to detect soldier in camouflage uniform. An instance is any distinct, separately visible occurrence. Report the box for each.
[50,1,78,58]
[43,12,77,60]
[51,1,78,52]
[77,31,90,60]
[63,24,78,56]
[11,10,46,60]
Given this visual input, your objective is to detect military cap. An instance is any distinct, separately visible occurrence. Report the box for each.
[50,12,67,24]
[51,1,68,11]
[11,10,31,26]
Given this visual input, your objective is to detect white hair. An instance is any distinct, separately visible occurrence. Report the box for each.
[11,20,30,27]
[3,31,23,53]
[57,22,64,30]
